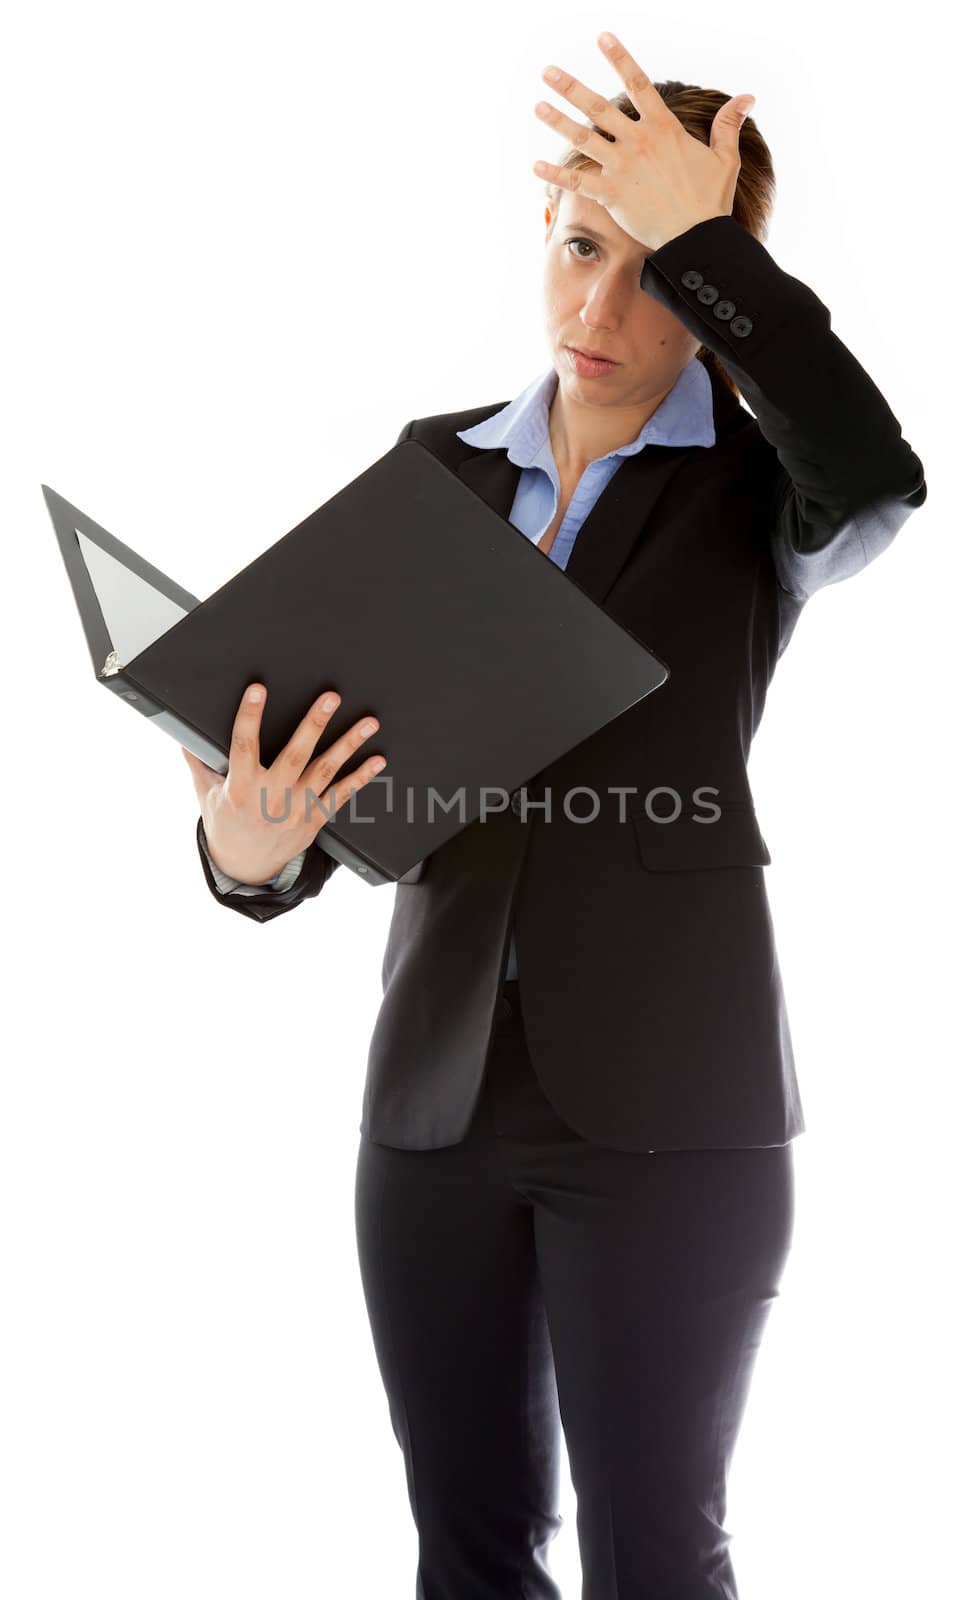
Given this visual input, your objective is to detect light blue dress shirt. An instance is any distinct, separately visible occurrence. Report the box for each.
[202,356,718,982]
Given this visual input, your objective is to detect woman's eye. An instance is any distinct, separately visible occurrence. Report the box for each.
[566,237,596,260]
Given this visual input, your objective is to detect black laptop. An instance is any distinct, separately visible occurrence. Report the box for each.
[44,437,669,885]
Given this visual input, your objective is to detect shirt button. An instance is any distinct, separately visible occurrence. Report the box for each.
[714,298,736,320]
[680,269,704,290]
[729,314,753,338]
[696,283,719,305]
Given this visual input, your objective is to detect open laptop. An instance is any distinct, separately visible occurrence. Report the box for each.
[44,437,670,885]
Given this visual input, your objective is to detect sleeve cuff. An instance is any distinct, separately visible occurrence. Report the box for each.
[200,826,308,897]
[639,214,823,365]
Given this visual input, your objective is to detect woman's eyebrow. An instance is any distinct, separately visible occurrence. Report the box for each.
[561,224,609,242]
[559,223,651,255]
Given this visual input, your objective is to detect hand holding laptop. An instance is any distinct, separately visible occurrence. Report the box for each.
[181,681,387,885]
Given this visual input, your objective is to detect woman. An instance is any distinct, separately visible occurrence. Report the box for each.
[184,32,927,1599]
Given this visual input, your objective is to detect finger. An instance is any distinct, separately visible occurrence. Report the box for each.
[531,156,607,203]
[314,753,389,830]
[271,688,377,787]
[268,688,350,785]
[539,62,634,140]
[709,95,756,160]
[226,682,267,796]
[302,710,384,798]
[534,98,616,166]
[595,32,669,123]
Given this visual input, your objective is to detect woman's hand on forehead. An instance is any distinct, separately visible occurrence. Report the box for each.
[531,30,755,253]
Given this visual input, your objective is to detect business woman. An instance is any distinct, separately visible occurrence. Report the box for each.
[185,32,927,1599]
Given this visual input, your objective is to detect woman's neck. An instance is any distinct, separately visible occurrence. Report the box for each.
[547,379,672,483]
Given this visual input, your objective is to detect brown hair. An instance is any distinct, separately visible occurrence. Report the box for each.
[543,81,775,399]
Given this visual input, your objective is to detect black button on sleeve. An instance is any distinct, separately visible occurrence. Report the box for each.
[714,298,736,320]
[680,269,704,290]
[696,283,719,305]
[729,314,753,338]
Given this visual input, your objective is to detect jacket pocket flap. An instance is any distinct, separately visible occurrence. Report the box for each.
[632,804,771,871]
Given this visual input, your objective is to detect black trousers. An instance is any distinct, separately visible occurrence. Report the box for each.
[354,978,796,1600]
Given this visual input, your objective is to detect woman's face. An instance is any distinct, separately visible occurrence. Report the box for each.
[543,191,702,407]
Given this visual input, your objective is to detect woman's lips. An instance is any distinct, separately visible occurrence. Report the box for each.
[568,347,619,378]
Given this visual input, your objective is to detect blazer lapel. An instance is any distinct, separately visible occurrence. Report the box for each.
[452,368,744,607]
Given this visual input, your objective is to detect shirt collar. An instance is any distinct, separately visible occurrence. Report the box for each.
[456,356,716,468]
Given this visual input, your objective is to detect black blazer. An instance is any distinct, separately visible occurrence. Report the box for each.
[195,217,927,1154]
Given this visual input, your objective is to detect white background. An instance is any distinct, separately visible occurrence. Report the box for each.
[3,1,969,1596]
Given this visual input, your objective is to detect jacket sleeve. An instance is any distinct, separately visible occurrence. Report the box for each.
[640,215,927,605]
[195,816,337,923]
